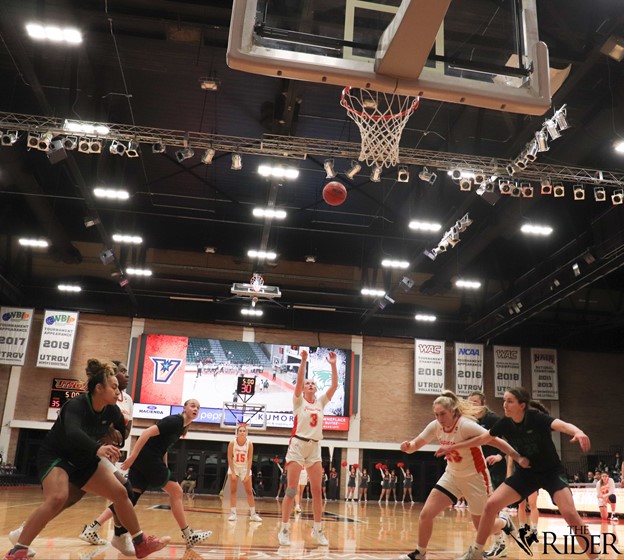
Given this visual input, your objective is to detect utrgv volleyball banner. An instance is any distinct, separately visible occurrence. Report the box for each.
[414,339,445,394]
[493,345,522,397]
[531,347,558,400]
[0,307,34,366]
[454,342,484,396]
[36,310,79,369]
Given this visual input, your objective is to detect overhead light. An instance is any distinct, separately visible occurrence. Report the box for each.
[26,132,40,149]
[535,130,549,152]
[109,139,126,156]
[593,186,606,202]
[18,238,49,248]
[292,304,336,312]
[231,153,243,170]
[415,314,436,322]
[459,178,472,191]
[525,141,539,161]
[573,185,585,200]
[540,178,553,195]
[381,259,409,269]
[417,167,436,184]
[553,184,565,198]
[450,169,463,181]
[112,234,143,244]
[398,165,411,183]
[78,137,101,153]
[305,255,316,263]
[612,189,624,205]
[572,263,581,277]
[615,140,624,154]
[257,164,298,179]
[241,308,263,316]
[152,141,166,154]
[62,136,77,150]
[26,23,82,44]
[58,284,82,292]
[248,249,277,260]
[93,188,130,200]
[204,246,216,254]
[0,130,18,146]
[600,34,624,62]
[324,159,337,179]
[457,213,473,231]
[201,148,216,164]
[553,105,570,131]
[37,132,54,152]
[199,77,221,91]
[455,279,481,289]
[544,119,561,140]
[370,165,382,183]
[126,140,140,158]
[473,172,486,185]
[252,207,287,219]
[125,267,153,276]
[175,147,194,162]
[521,224,553,236]
[423,248,439,261]
[83,216,100,228]
[436,241,448,253]
[63,120,110,136]
[521,184,534,198]
[361,288,386,297]
[345,161,362,179]
[409,220,441,232]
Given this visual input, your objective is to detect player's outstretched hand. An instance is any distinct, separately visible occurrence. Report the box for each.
[570,431,591,453]
[326,351,337,364]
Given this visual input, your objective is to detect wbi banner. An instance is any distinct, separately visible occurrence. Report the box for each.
[36,310,79,370]
[531,347,558,400]
[0,307,34,366]
[454,342,484,396]
[493,345,522,397]
[414,339,445,394]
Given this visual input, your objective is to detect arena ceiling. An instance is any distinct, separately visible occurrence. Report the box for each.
[1,0,624,352]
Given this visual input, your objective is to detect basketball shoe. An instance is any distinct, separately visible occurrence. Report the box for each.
[7,525,36,558]
[249,513,262,522]
[79,524,107,545]
[111,534,135,556]
[455,544,484,560]
[484,537,507,558]
[278,527,290,546]
[183,529,212,548]
[311,528,328,546]
[4,549,30,560]
[134,535,171,559]
[399,549,427,560]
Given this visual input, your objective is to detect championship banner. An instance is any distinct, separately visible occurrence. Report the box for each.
[531,347,558,400]
[414,339,445,394]
[493,345,522,398]
[454,342,484,396]
[0,307,34,366]
[36,310,79,370]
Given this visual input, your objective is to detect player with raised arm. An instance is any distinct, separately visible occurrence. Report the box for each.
[278,349,338,547]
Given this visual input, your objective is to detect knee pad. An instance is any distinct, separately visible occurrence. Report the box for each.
[130,490,142,506]
[285,487,297,498]
[609,494,616,504]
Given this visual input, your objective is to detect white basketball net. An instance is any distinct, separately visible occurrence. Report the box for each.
[341,87,419,168]
[250,273,264,292]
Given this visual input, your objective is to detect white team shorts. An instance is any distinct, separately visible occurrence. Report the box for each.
[435,469,491,516]
[228,465,248,478]
[299,467,308,486]
[285,437,322,468]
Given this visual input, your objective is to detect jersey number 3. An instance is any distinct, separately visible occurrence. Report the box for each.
[310,413,318,427]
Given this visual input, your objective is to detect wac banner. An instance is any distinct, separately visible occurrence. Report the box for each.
[0,307,34,366]
[414,339,445,394]
[493,345,522,398]
[36,310,79,370]
[531,347,558,400]
[454,342,484,397]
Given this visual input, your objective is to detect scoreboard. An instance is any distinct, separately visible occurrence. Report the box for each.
[47,378,87,420]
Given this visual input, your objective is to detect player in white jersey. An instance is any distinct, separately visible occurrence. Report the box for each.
[227,424,262,522]
[397,390,523,560]
[80,361,135,547]
[278,349,338,547]
[596,471,617,522]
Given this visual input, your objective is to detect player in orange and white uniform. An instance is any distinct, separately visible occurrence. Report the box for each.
[398,391,523,560]
[227,424,262,522]
[278,349,338,547]
[596,471,617,522]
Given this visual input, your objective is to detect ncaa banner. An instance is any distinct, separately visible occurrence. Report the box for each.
[0,307,34,366]
[454,342,484,396]
[493,345,522,397]
[414,339,445,394]
[531,348,558,400]
[36,310,79,369]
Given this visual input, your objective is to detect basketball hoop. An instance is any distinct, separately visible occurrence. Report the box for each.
[250,273,264,292]
[340,87,419,168]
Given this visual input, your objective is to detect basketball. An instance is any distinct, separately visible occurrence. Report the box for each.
[323,181,347,206]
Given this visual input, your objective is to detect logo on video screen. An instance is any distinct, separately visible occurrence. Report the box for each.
[149,357,182,383]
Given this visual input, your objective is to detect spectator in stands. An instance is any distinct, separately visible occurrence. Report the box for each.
[587,471,594,483]
[612,452,622,482]
[181,467,197,496]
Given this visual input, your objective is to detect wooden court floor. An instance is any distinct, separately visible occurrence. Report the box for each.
[1,488,622,559]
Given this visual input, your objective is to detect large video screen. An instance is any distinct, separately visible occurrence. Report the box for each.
[131,335,353,431]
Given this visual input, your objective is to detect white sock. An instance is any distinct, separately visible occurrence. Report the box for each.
[89,521,100,529]
[250,507,256,516]
[182,527,191,538]
[281,522,290,531]
[314,522,322,532]
[231,507,237,514]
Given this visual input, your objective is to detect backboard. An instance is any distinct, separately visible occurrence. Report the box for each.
[221,401,267,430]
[227,0,551,115]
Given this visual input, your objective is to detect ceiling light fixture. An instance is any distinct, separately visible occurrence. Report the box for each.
[175,147,194,162]
[252,208,287,219]
[455,279,482,289]
[415,314,436,322]
[58,284,82,292]
[360,288,386,297]
[381,259,409,269]
[553,184,565,198]
[257,164,298,179]
[573,185,585,200]
[600,35,624,62]
[540,178,553,195]
[126,140,140,158]
[521,224,553,236]
[93,188,130,200]
[409,220,442,232]
[612,189,624,205]
[248,249,277,260]
[241,308,263,316]
[125,267,153,276]
[345,161,362,179]
[26,23,82,44]
[18,238,49,248]
[614,140,624,154]
[370,165,382,182]
[109,139,126,156]
[201,148,216,164]
[0,130,18,146]
[198,77,221,91]
[398,165,411,183]
[112,234,143,244]
[231,153,243,170]
[323,159,336,179]
[152,141,166,154]
[593,186,606,202]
